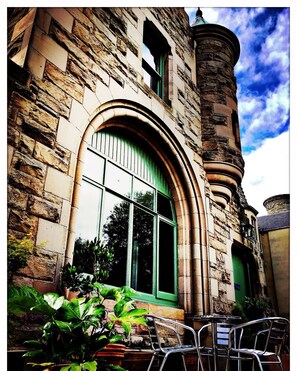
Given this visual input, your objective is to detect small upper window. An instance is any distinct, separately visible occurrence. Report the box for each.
[142,20,171,102]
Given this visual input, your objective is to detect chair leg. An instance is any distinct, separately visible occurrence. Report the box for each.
[253,354,264,371]
[277,355,285,371]
[198,355,205,371]
[181,354,188,371]
[147,353,156,371]
[159,354,169,371]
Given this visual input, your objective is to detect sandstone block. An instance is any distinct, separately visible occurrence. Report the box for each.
[31,26,68,71]
[12,151,46,179]
[45,167,73,201]
[28,194,61,222]
[34,142,69,173]
[7,185,28,210]
[36,218,68,253]
[19,133,35,155]
[69,98,89,133]
[68,58,96,92]
[209,236,227,253]
[29,103,58,132]
[57,117,81,155]
[27,47,46,79]
[9,168,44,197]
[67,8,93,30]
[47,8,74,33]
[23,117,56,148]
[8,209,38,234]
[7,125,20,148]
[37,89,70,118]
[45,62,84,102]
[20,250,58,281]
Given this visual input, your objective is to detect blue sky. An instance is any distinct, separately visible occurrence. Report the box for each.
[186,7,290,215]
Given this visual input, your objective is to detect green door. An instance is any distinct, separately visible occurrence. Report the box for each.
[232,254,250,302]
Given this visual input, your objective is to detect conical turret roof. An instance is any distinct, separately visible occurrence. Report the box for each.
[191,7,209,26]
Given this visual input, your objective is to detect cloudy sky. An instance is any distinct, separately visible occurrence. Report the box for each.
[185,7,290,216]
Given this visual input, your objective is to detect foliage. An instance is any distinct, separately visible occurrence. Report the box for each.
[8,284,147,370]
[7,233,41,347]
[61,238,115,295]
[7,233,37,283]
[231,296,274,322]
[102,193,154,291]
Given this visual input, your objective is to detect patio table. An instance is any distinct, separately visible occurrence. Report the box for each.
[193,314,241,371]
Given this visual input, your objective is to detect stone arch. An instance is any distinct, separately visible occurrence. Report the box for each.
[66,99,208,314]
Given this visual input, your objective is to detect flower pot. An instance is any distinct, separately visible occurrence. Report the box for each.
[64,288,80,300]
[95,343,126,366]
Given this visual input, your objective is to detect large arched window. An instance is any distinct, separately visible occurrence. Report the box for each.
[76,127,177,304]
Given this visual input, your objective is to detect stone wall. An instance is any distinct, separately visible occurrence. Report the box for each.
[7,7,203,299]
[7,7,265,317]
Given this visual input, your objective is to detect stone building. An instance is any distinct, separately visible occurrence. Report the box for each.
[7,7,266,325]
[258,194,290,318]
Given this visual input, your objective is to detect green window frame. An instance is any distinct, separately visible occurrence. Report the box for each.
[76,129,178,305]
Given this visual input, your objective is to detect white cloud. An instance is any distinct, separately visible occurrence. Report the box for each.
[259,9,290,81]
[240,80,289,149]
[242,131,289,215]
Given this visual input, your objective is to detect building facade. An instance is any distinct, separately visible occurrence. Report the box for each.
[7,7,266,322]
[258,194,290,318]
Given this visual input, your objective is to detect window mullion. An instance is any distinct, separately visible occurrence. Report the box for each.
[158,54,164,98]
[126,202,134,288]
[153,214,159,298]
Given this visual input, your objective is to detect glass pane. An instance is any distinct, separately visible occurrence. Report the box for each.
[83,149,104,184]
[132,206,154,294]
[143,43,156,70]
[105,162,132,198]
[157,192,173,220]
[133,178,154,210]
[158,221,175,294]
[143,67,159,93]
[76,181,102,240]
[102,192,129,287]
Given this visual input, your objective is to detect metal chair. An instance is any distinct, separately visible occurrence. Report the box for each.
[197,322,235,371]
[146,314,200,371]
[225,317,289,371]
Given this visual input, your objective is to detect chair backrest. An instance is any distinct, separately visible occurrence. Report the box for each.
[216,323,233,348]
[263,317,289,355]
[231,317,289,354]
[146,314,197,352]
[198,322,234,349]
[146,314,160,351]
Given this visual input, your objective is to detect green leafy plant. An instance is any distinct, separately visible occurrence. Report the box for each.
[61,238,115,295]
[8,284,147,370]
[7,233,43,348]
[7,233,37,284]
[231,296,274,322]
[231,296,275,348]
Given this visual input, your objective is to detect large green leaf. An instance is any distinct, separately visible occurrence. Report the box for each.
[53,319,73,332]
[23,349,43,357]
[44,293,65,310]
[8,285,45,315]
[100,287,122,302]
[118,286,139,298]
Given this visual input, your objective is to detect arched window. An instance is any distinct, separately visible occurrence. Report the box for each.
[76,127,177,304]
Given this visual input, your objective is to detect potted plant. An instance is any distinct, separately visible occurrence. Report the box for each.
[61,237,115,298]
[8,283,148,370]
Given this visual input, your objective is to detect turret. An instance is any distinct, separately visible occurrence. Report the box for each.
[192,8,244,208]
